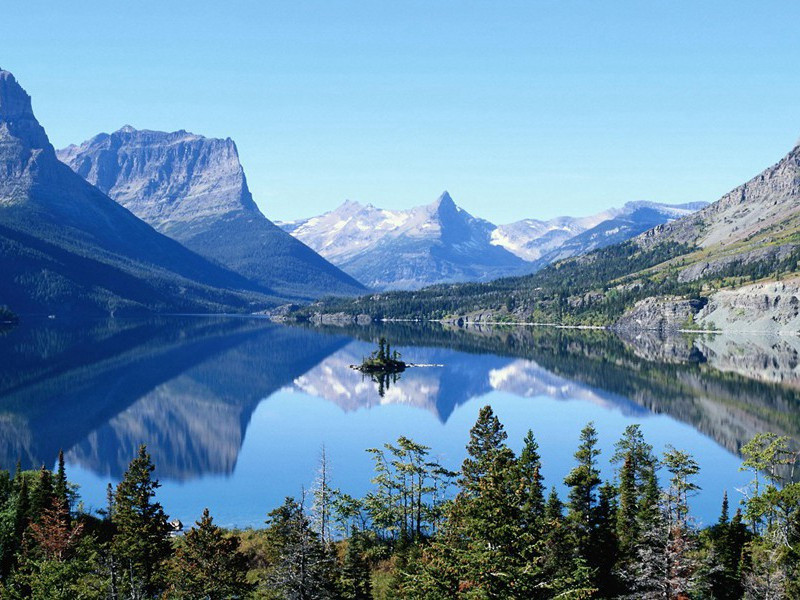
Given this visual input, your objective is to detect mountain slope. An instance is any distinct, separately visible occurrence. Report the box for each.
[532,202,706,266]
[58,127,366,300]
[281,192,530,289]
[287,138,800,329]
[281,195,704,289]
[0,68,275,315]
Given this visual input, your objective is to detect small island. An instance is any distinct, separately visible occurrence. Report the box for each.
[354,337,406,374]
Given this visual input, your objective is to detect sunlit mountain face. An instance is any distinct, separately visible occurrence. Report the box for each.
[1,317,799,526]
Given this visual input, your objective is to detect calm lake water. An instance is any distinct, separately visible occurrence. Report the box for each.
[2,316,799,528]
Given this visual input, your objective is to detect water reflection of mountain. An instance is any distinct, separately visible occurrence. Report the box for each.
[309,323,800,456]
[291,340,646,421]
[2,316,800,484]
[0,318,348,477]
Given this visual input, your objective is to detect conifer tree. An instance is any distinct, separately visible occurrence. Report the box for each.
[167,508,252,600]
[263,496,338,599]
[338,529,372,600]
[112,444,172,598]
[564,422,602,562]
[53,450,68,507]
[29,466,53,523]
[518,429,546,532]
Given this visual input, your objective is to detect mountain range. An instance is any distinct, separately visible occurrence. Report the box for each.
[57,127,365,300]
[289,136,800,333]
[280,194,705,289]
[0,69,279,316]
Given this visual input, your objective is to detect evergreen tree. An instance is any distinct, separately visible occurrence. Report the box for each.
[705,497,749,600]
[338,529,372,600]
[612,424,656,561]
[112,445,172,598]
[517,429,546,532]
[29,466,53,523]
[263,496,338,600]
[539,487,595,599]
[167,508,253,599]
[563,422,602,564]
[53,450,68,507]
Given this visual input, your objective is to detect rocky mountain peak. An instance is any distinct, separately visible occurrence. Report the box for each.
[57,127,259,229]
[0,70,35,120]
[0,69,52,150]
[430,190,456,211]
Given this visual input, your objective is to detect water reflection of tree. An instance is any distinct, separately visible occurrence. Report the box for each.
[365,371,402,397]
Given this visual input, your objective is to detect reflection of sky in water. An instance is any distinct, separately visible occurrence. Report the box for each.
[67,383,749,530]
[3,318,793,532]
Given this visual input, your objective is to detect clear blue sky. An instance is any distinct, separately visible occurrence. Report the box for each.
[2,1,799,224]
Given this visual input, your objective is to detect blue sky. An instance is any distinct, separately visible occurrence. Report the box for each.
[2,1,799,223]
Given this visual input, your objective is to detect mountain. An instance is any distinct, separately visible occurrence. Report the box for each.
[493,201,706,265]
[58,127,366,300]
[0,68,277,316]
[280,195,704,289]
[280,191,530,289]
[286,137,800,331]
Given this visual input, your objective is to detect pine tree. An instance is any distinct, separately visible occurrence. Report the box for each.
[539,487,595,599]
[263,496,338,600]
[29,466,53,523]
[167,508,253,599]
[593,481,620,596]
[112,444,172,598]
[53,450,68,507]
[564,422,602,563]
[338,529,372,600]
[518,429,546,532]
[612,424,656,562]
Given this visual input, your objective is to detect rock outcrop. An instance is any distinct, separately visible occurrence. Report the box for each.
[614,296,707,332]
[697,279,800,333]
[58,127,366,300]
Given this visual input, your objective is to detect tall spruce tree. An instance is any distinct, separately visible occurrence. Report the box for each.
[518,429,546,532]
[612,424,656,562]
[53,450,68,507]
[263,496,338,600]
[112,445,172,598]
[167,508,253,600]
[564,423,602,563]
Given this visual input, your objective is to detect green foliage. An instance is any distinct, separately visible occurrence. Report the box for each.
[167,507,253,599]
[0,413,797,599]
[111,444,172,598]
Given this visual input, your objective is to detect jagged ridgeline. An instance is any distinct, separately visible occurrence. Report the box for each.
[279,192,704,290]
[290,137,800,329]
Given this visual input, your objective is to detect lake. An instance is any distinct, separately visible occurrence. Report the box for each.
[1,316,798,529]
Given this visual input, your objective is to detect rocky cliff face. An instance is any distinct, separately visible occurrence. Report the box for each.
[697,278,800,333]
[58,127,365,300]
[638,142,800,258]
[0,69,273,315]
[614,296,707,332]
[58,128,258,232]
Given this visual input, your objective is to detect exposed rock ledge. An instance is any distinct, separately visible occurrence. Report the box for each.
[614,296,707,332]
[696,279,800,333]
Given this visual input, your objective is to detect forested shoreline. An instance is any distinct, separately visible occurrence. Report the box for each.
[1,407,798,599]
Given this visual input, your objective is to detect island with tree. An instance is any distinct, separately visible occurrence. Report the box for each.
[354,337,406,374]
